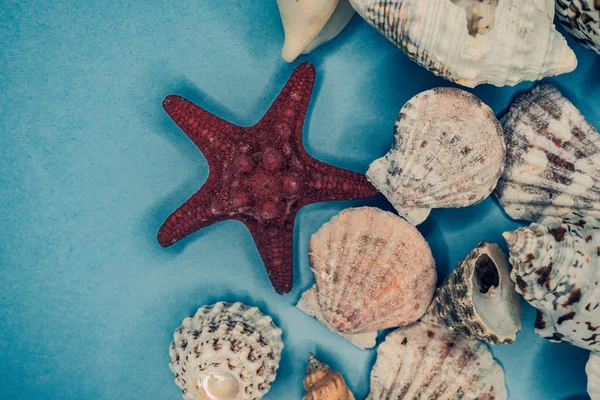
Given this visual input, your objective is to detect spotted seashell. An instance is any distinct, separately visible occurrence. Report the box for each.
[169,302,284,400]
[495,84,600,222]
[556,0,600,54]
[348,0,577,87]
[366,88,505,225]
[422,242,522,344]
[302,353,355,400]
[504,213,600,352]
[367,322,507,400]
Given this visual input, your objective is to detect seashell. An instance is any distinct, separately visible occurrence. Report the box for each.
[348,0,577,87]
[277,0,355,62]
[588,352,600,400]
[366,88,505,225]
[422,242,522,344]
[306,206,437,334]
[169,302,284,400]
[302,353,355,400]
[495,84,600,222]
[296,285,377,349]
[367,322,507,400]
[504,213,600,352]
[556,0,600,55]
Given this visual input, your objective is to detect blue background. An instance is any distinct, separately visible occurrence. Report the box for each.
[1,1,599,399]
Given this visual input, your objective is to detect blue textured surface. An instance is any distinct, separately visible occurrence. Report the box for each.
[1,1,599,399]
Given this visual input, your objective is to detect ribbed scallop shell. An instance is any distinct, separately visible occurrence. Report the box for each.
[303,353,355,400]
[367,322,507,400]
[348,0,577,87]
[589,352,600,400]
[495,84,600,222]
[308,206,437,334]
[169,302,284,400]
[366,88,505,225]
[504,214,600,352]
[556,0,600,54]
[423,242,522,344]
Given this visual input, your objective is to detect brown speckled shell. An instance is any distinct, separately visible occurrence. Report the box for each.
[556,0,600,54]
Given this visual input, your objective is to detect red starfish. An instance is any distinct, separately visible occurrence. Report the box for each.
[158,62,378,294]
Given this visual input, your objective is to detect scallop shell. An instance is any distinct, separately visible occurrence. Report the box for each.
[556,0,600,54]
[307,206,437,334]
[277,0,355,62]
[504,213,600,352]
[367,322,507,400]
[366,88,505,225]
[588,352,600,400]
[348,0,577,87]
[303,353,355,400]
[169,302,284,400]
[495,84,600,222]
[422,242,522,344]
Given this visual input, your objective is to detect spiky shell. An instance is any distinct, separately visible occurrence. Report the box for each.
[277,0,355,62]
[309,206,436,334]
[367,322,507,400]
[556,0,600,54]
[423,242,522,344]
[495,84,600,222]
[589,352,600,400]
[169,302,284,400]
[504,214,600,352]
[366,88,505,225]
[302,353,355,400]
[348,0,577,87]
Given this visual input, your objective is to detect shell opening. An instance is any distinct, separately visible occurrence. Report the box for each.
[474,254,499,297]
[193,372,242,400]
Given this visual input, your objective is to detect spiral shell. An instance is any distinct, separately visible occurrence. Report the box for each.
[302,353,355,400]
[556,0,600,54]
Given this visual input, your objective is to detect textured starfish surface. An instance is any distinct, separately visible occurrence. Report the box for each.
[158,62,378,294]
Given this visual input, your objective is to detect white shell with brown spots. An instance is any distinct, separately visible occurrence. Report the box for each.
[366,88,505,226]
[556,0,600,55]
[504,213,600,352]
[495,84,600,222]
[348,0,577,87]
[169,302,284,400]
[308,207,437,334]
[367,322,507,400]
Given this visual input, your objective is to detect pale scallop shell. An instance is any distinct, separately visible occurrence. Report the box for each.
[303,353,355,400]
[366,88,505,225]
[422,242,522,344]
[367,322,507,400]
[556,0,600,54]
[588,352,600,400]
[495,84,600,222]
[169,302,284,400]
[307,206,437,334]
[504,213,600,352]
[348,0,577,87]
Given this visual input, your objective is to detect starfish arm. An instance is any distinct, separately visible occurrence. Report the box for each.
[157,177,228,247]
[244,219,294,294]
[162,94,240,161]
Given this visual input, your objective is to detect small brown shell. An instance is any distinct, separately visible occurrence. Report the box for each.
[303,353,355,400]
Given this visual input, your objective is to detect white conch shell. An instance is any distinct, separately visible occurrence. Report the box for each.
[495,84,600,222]
[277,0,355,62]
[589,352,600,400]
[367,322,507,399]
[504,213,600,352]
[169,302,284,400]
[422,242,522,344]
[366,88,505,225]
[348,0,577,87]
[556,0,600,54]
[302,353,355,400]
[305,207,437,334]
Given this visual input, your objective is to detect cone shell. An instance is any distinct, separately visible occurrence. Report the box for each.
[277,0,355,62]
[367,322,507,400]
[348,0,577,87]
[504,213,600,352]
[309,206,436,334]
[495,84,600,222]
[589,352,600,400]
[423,242,522,344]
[366,88,505,225]
[302,353,355,400]
[169,302,284,400]
[556,0,600,54]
